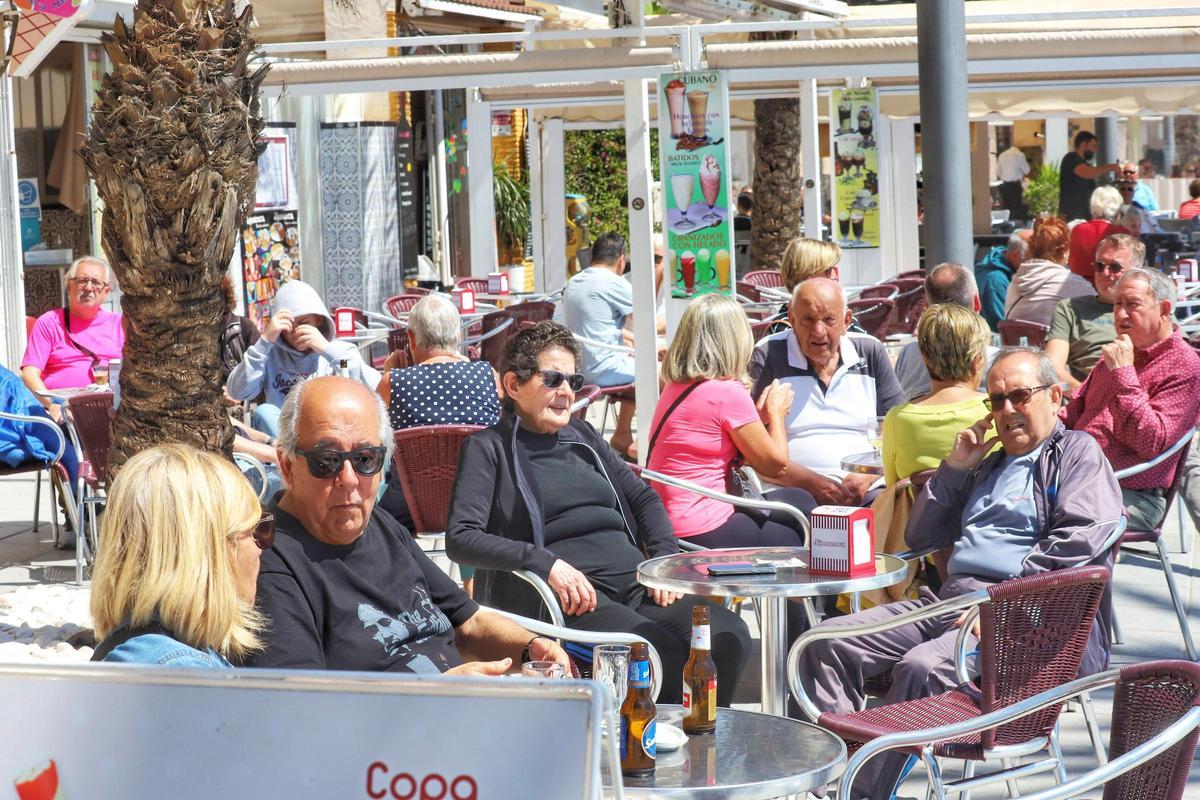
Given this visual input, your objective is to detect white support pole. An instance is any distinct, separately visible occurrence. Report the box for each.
[800,78,823,241]
[466,90,497,277]
[1044,118,1069,172]
[0,73,26,371]
[292,93,325,302]
[432,90,453,286]
[528,118,546,291]
[624,78,658,467]
[540,118,567,293]
[883,118,919,278]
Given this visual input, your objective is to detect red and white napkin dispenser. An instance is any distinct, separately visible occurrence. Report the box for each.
[808,505,876,577]
[487,271,510,295]
[451,287,476,313]
[334,308,357,338]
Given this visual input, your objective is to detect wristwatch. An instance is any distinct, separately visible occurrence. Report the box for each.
[521,635,550,664]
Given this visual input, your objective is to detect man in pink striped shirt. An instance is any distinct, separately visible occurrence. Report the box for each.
[1061,267,1200,529]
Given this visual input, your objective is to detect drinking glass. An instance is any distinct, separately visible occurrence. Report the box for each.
[92,361,110,387]
[521,661,566,679]
[868,416,885,454]
[593,644,630,733]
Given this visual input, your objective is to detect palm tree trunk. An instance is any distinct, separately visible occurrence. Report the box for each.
[751,97,802,273]
[79,0,267,472]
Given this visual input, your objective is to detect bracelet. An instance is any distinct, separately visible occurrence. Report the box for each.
[521,635,552,664]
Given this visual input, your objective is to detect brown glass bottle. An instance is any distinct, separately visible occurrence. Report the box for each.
[620,642,657,777]
[682,604,718,734]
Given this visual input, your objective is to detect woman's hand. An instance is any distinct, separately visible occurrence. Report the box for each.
[756,379,793,424]
[647,588,683,607]
[548,559,597,617]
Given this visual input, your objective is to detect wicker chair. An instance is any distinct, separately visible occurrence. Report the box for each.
[896,269,927,281]
[391,425,483,537]
[998,319,1050,348]
[836,659,1200,800]
[506,301,556,331]
[890,285,928,335]
[383,293,424,319]
[849,298,896,339]
[858,283,899,300]
[464,309,515,369]
[736,280,762,304]
[570,384,603,421]
[743,269,784,289]
[1110,430,1197,661]
[455,277,490,294]
[65,392,114,583]
[791,565,1111,798]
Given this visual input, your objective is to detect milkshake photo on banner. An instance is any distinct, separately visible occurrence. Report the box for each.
[658,71,735,298]
[830,86,881,249]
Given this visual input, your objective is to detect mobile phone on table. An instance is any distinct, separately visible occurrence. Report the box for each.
[706,562,777,576]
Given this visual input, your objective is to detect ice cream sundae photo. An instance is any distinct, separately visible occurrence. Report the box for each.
[699,155,723,223]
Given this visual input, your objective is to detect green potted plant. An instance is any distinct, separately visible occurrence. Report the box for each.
[1024,163,1060,217]
[493,163,530,267]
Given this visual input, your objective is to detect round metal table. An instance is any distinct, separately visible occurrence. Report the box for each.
[841,450,884,475]
[637,548,907,716]
[606,705,845,798]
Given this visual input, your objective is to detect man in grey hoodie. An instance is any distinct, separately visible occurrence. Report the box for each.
[226,280,380,437]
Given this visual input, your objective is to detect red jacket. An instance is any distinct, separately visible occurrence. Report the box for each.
[1068,220,1131,282]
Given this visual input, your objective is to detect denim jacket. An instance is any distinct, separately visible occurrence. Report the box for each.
[98,632,232,669]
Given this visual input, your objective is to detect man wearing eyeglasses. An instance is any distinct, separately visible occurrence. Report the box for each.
[20,256,123,421]
[798,347,1122,800]
[1061,267,1200,531]
[1047,234,1143,395]
[249,376,570,677]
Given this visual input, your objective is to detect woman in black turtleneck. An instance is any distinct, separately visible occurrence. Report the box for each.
[447,321,750,705]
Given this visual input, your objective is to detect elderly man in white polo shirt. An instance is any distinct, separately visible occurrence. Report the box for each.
[749,277,905,505]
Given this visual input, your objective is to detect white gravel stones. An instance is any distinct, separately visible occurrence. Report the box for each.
[0,585,93,663]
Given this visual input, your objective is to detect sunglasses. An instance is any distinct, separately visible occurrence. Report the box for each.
[983,384,1054,411]
[69,278,108,290]
[524,369,586,392]
[294,446,388,479]
[1094,260,1126,275]
[252,513,275,550]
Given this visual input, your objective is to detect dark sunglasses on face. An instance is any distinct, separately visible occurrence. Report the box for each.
[1094,260,1126,275]
[295,446,388,479]
[527,369,586,392]
[252,513,275,550]
[983,384,1054,411]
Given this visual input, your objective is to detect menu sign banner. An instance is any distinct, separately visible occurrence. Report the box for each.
[657,70,734,298]
[241,210,301,331]
[830,87,881,249]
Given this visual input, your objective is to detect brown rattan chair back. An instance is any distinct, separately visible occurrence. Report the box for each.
[890,286,928,335]
[1103,659,1200,800]
[391,425,484,534]
[978,564,1109,751]
[456,277,490,294]
[858,284,898,300]
[849,298,895,339]
[743,269,784,289]
[736,280,762,303]
[66,392,114,489]
[507,301,556,331]
[384,294,424,318]
[477,309,514,369]
[997,319,1050,348]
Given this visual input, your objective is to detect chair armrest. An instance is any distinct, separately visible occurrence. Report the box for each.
[677,539,708,552]
[639,467,811,539]
[513,569,566,628]
[479,605,664,701]
[890,545,941,563]
[1101,515,1129,553]
[366,309,406,327]
[0,410,66,463]
[463,316,515,347]
[1113,429,1194,480]
[786,588,990,721]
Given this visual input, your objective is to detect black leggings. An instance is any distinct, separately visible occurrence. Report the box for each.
[566,592,752,706]
[683,488,816,549]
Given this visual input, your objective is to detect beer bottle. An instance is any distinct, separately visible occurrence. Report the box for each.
[620,642,657,777]
[682,604,718,735]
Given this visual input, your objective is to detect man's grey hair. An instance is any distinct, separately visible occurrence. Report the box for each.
[1117,204,1145,231]
[1006,231,1030,260]
[924,261,977,308]
[986,346,1059,388]
[1096,232,1146,269]
[277,375,395,465]
[1117,267,1176,313]
[408,293,461,353]
[65,255,112,285]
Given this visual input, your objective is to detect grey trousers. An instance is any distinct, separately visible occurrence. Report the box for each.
[1121,487,1167,532]
[801,590,972,800]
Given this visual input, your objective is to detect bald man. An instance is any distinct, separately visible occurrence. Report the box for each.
[249,376,568,676]
[749,278,905,506]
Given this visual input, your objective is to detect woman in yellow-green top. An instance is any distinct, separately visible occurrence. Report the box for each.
[882,303,995,485]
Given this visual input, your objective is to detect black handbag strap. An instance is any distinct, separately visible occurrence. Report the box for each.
[645,381,702,464]
[61,306,101,369]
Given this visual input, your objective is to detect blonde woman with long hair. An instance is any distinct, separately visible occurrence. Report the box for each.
[90,443,269,667]
[646,294,815,548]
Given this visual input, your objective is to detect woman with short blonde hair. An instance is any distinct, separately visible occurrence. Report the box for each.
[779,237,842,293]
[648,294,814,547]
[90,444,268,667]
[881,304,994,486]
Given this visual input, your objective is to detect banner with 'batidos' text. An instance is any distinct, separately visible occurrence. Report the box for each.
[658,70,735,299]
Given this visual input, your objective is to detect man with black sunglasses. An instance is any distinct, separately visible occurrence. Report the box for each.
[249,376,569,677]
[799,348,1122,800]
[1047,233,1143,395]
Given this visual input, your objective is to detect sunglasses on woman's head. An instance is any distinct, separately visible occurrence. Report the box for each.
[526,369,585,392]
[294,446,388,479]
[253,513,275,550]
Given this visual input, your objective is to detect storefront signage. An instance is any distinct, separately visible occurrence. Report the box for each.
[830,87,881,249]
[657,70,734,298]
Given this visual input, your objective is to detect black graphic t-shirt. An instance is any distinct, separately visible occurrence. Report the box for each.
[249,506,479,673]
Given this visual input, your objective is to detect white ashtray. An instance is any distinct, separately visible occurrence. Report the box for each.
[656,722,688,752]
